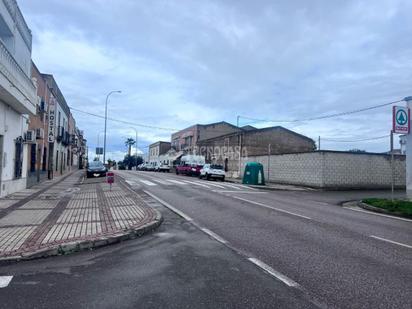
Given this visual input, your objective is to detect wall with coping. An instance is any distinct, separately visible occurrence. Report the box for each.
[241,151,405,189]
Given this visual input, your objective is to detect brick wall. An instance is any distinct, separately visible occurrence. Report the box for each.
[241,151,406,189]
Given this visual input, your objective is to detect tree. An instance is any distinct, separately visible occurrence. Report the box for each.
[125,138,136,156]
[123,154,143,170]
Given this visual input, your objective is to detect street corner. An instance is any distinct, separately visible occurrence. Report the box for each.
[0,175,163,262]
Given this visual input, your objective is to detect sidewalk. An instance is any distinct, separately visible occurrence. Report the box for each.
[0,171,162,261]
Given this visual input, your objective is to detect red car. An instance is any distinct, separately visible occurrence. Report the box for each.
[175,155,205,176]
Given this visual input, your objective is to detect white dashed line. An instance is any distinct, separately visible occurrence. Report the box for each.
[0,276,13,288]
[343,207,412,223]
[143,190,192,221]
[370,235,412,249]
[232,196,312,220]
[219,183,242,190]
[200,228,227,244]
[248,258,299,287]
[138,180,157,186]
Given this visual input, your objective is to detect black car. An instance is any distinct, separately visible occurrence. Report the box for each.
[86,161,107,178]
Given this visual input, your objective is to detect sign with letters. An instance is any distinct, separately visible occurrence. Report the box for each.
[393,106,410,134]
[48,97,56,143]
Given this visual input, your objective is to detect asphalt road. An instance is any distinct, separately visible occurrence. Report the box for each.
[115,170,412,309]
[0,180,318,309]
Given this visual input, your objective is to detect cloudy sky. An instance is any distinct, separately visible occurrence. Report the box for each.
[19,0,412,160]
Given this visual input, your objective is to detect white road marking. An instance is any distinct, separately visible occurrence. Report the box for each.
[232,196,312,220]
[139,180,157,186]
[0,276,13,288]
[125,180,137,186]
[198,181,226,189]
[219,183,242,190]
[182,180,211,188]
[200,228,227,244]
[234,184,258,191]
[166,179,188,185]
[143,190,193,221]
[370,235,412,249]
[147,178,171,185]
[213,190,267,194]
[343,206,412,223]
[248,258,299,287]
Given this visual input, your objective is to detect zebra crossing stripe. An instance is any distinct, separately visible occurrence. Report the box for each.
[138,180,157,186]
[166,179,188,185]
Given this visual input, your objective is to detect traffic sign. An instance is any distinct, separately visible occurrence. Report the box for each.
[393,106,410,134]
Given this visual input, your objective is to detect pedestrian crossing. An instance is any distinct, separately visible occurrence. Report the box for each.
[132,176,252,191]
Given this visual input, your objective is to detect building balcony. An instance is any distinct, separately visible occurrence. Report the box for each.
[0,38,36,114]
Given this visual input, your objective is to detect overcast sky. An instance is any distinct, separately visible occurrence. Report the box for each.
[19,0,412,161]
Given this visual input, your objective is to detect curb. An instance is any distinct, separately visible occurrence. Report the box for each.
[357,201,412,219]
[0,210,163,263]
[225,178,315,192]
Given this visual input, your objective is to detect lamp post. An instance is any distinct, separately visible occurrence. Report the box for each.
[103,90,121,165]
[130,127,138,170]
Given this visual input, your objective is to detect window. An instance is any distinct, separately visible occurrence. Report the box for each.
[30,144,36,172]
[14,139,23,179]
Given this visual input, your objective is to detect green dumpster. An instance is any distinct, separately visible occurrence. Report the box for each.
[242,162,265,185]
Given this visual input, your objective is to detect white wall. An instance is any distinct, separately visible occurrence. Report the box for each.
[0,100,29,197]
[241,151,406,189]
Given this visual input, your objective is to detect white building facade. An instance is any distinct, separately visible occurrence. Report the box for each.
[0,0,37,197]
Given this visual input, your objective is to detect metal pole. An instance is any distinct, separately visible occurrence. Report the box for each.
[103,90,121,165]
[390,130,394,202]
[268,144,271,181]
[318,136,321,150]
[237,115,240,128]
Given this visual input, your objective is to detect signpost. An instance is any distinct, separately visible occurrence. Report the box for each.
[106,171,114,191]
[391,106,410,201]
[393,106,410,134]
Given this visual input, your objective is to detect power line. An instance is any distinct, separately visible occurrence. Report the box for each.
[321,134,390,143]
[70,107,179,131]
[238,99,403,124]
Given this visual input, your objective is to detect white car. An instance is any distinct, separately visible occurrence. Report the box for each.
[199,164,225,181]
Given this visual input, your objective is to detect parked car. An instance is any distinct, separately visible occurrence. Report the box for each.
[86,161,107,178]
[176,155,205,176]
[145,162,156,171]
[156,163,170,172]
[199,164,225,181]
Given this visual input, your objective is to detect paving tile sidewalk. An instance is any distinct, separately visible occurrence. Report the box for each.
[0,172,162,261]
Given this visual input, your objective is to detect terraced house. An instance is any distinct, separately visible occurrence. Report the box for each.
[0,0,37,197]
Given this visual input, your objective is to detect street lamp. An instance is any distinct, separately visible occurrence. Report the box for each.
[96,131,105,161]
[129,127,138,170]
[103,90,121,164]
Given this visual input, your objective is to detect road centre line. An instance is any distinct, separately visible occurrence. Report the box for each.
[343,206,412,223]
[143,190,193,221]
[232,196,312,220]
[370,235,412,249]
[0,276,13,288]
[142,189,302,290]
[248,258,299,287]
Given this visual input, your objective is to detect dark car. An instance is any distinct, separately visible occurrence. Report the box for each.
[86,161,107,178]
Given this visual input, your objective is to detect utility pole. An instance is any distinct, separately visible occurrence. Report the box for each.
[267,144,271,181]
[318,136,321,150]
[237,115,240,128]
[103,90,121,165]
[390,130,394,202]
